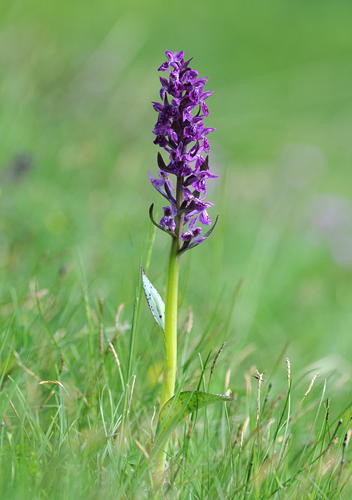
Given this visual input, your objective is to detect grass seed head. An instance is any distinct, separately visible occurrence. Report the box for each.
[304,372,319,397]
[211,342,226,375]
[285,357,291,380]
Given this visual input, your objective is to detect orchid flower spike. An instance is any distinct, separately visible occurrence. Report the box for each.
[150,50,218,254]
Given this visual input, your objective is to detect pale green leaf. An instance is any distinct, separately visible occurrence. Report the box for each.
[141,267,165,333]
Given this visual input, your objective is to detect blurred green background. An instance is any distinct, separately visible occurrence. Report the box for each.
[1,0,352,376]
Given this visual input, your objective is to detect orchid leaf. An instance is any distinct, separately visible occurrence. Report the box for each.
[154,390,233,451]
[141,267,165,335]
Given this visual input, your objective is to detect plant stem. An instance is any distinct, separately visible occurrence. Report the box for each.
[153,179,182,483]
[153,238,180,481]
[159,237,180,410]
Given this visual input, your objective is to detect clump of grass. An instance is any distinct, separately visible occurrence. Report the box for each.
[0,267,351,499]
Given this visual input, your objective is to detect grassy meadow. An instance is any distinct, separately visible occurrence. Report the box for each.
[1,0,352,497]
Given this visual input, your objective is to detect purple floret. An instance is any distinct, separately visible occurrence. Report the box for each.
[149,50,218,253]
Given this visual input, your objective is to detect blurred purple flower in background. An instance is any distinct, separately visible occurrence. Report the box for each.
[149,50,218,254]
[308,195,352,268]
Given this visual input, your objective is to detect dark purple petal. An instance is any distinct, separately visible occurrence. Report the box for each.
[180,231,192,242]
[192,170,218,195]
[188,141,201,157]
[201,101,209,116]
[158,61,169,71]
[153,134,168,148]
[202,127,216,136]
[160,204,177,232]
[183,108,194,122]
[149,203,176,237]
[152,102,165,112]
[149,170,164,188]
[184,122,204,139]
[182,186,194,201]
[202,137,210,153]
[189,87,201,103]
[181,217,202,241]
[169,130,178,143]
[164,50,184,69]
[200,91,213,100]
[169,104,180,120]
[195,77,208,86]
[199,209,211,225]
[195,155,205,169]
[181,68,199,84]
[149,170,173,201]
[160,77,169,89]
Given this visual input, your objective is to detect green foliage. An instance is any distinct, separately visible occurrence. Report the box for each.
[0,274,352,498]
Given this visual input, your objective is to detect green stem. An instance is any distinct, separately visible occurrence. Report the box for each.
[159,237,180,411]
[153,238,180,483]
[153,177,182,484]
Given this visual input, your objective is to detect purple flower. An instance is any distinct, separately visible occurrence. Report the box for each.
[160,204,177,232]
[149,50,218,253]
[181,217,202,242]
[158,50,185,71]
[148,170,175,202]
